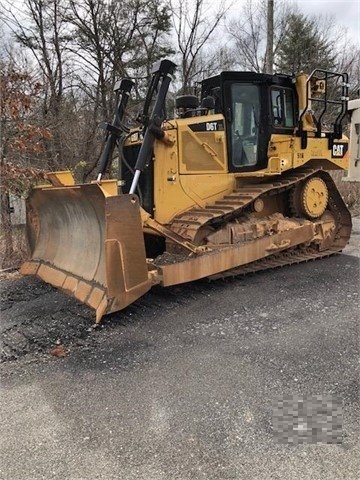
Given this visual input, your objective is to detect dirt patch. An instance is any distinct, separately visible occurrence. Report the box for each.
[0,272,205,362]
[0,276,95,362]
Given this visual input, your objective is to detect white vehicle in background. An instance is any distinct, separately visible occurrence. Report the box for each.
[346,98,360,182]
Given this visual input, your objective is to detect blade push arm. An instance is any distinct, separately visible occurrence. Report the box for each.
[129,59,176,194]
[97,78,135,181]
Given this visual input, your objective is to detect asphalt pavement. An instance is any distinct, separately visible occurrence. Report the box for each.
[0,219,359,480]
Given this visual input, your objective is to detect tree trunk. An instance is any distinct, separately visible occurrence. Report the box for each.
[0,191,14,269]
[265,0,274,74]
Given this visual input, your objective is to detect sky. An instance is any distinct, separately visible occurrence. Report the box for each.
[224,0,360,41]
[299,0,360,39]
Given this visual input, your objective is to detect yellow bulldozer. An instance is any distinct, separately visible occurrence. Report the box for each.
[21,59,353,322]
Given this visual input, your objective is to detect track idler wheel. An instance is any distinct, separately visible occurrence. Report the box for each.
[290,176,328,219]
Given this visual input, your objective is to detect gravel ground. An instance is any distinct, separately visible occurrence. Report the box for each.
[0,218,359,479]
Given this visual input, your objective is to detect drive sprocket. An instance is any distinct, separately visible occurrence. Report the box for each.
[290,176,328,219]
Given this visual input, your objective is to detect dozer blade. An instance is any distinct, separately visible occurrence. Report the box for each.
[21,184,152,322]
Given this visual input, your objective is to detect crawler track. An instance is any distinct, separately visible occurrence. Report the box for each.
[169,167,352,278]
[170,168,318,241]
[209,245,340,280]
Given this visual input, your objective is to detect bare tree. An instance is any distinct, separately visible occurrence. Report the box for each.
[265,0,274,74]
[228,0,291,73]
[332,33,360,98]
[66,0,110,119]
[228,0,265,72]
[1,0,73,168]
[65,0,173,180]
[66,0,172,112]
[170,0,231,93]
[194,45,237,81]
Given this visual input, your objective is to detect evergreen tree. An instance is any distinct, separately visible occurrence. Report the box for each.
[275,13,336,74]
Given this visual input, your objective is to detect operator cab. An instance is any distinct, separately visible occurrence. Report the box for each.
[201,72,297,172]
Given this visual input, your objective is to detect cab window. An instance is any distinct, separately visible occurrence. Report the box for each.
[230,84,260,167]
[271,88,295,128]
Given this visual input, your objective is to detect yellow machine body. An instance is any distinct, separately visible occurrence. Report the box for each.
[151,116,349,225]
[21,68,353,322]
